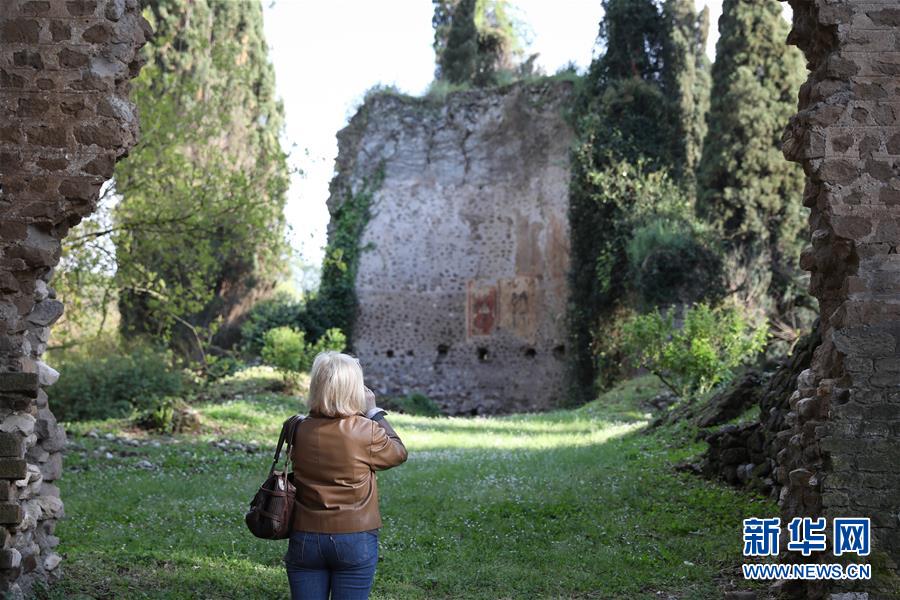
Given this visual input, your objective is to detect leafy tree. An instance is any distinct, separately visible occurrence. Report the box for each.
[590,0,665,86]
[619,302,767,399]
[56,0,290,364]
[696,0,806,315]
[567,0,714,403]
[261,326,346,389]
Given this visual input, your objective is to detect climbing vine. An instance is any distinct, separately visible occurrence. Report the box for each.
[306,166,385,347]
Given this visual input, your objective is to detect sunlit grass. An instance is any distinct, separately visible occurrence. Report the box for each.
[42,372,776,600]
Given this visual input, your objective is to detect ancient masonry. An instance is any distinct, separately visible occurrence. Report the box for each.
[779,0,899,597]
[0,0,148,595]
[329,82,574,414]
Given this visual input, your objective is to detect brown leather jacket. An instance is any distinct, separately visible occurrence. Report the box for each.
[290,410,408,533]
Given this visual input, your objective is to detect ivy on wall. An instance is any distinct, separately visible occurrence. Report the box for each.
[306,166,386,347]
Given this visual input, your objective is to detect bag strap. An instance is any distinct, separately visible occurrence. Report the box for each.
[283,414,303,468]
[268,414,304,476]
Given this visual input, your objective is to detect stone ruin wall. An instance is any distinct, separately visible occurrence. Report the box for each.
[329,81,573,414]
[779,0,899,597]
[0,0,148,595]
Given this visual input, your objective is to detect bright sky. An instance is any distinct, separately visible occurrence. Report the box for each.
[261,1,792,288]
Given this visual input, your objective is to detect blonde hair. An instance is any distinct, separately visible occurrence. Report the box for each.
[307,351,366,417]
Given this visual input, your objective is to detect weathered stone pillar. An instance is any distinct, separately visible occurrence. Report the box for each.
[0,0,149,595]
[781,0,900,597]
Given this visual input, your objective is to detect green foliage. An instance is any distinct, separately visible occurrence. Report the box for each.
[380,393,443,417]
[239,291,305,356]
[308,168,384,345]
[591,0,665,85]
[566,0,714,404]
[619,302,768,398]
[424,79,473,103]
[433,0,527,86]
[203,355,247,382]
[260,326,347,377]
[439,0,478,84]
[697,0,806,312]
[627,217,724,308]
[48,339,184,422]
[132,396,193,433]
[57,0,290,361]
[661,0,711,179]
[567,153,715,395]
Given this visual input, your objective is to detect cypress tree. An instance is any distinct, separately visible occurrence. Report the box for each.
[567,0,718,403]
[567,0,668,404]
[661,0,711,180]
[434,0,522,86]
[591,0,665,86]
[440,0,479,84]
[697,0,806,311]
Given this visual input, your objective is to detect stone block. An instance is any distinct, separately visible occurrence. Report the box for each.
[38,453,61,481]
[0,415,35,437]
[0,504,22,526]
[0,374,37,397]
[0,547,21,569]
[0,434,23,459]
[25,299,63,327]
[0,460,27,481]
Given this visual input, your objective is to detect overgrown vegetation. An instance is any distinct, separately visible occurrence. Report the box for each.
[261,326,346,388]
[47,338,184,422]
[566,0,714,405]
[565,0,807,404]
[379,392,443,417]
[432,0,530,86]
[697,0,808,323]
[55,0,290,364]
[619,302,768,399]
[304,168,385,346]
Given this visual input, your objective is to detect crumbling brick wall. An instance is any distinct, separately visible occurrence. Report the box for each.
[778,0,900,596]
[330,81,574,414]
[0,0,149,595]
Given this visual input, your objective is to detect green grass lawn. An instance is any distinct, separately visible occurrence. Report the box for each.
[38,369,776,599]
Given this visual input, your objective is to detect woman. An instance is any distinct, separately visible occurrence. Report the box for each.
[285,351,408,600]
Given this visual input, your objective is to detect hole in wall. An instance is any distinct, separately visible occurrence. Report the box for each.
[386,350,395,358]
[524,348,536,358]
[552,345,566,359]
[437,344,449,356]
[477,347,489,362]
[406,350,414,357]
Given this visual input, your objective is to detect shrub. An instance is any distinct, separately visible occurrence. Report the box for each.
[240,291,304,356]
[133,396,201,433]
[626,218,724,308]
[48,338,184,422]
[380,392,442,417]
[261,326,347,385]
[618,302,767,400]
[204,354,246,382]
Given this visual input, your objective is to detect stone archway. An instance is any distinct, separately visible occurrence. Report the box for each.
[0,0,149,595]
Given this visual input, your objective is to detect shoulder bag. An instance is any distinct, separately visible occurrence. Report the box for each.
[244,414,304,539]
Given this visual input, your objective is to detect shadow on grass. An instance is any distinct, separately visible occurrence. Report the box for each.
[45,407,776,600]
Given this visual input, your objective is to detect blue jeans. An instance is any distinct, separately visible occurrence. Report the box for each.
[284,529,379,600]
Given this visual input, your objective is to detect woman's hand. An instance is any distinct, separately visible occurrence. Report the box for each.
[364,386,377,413]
